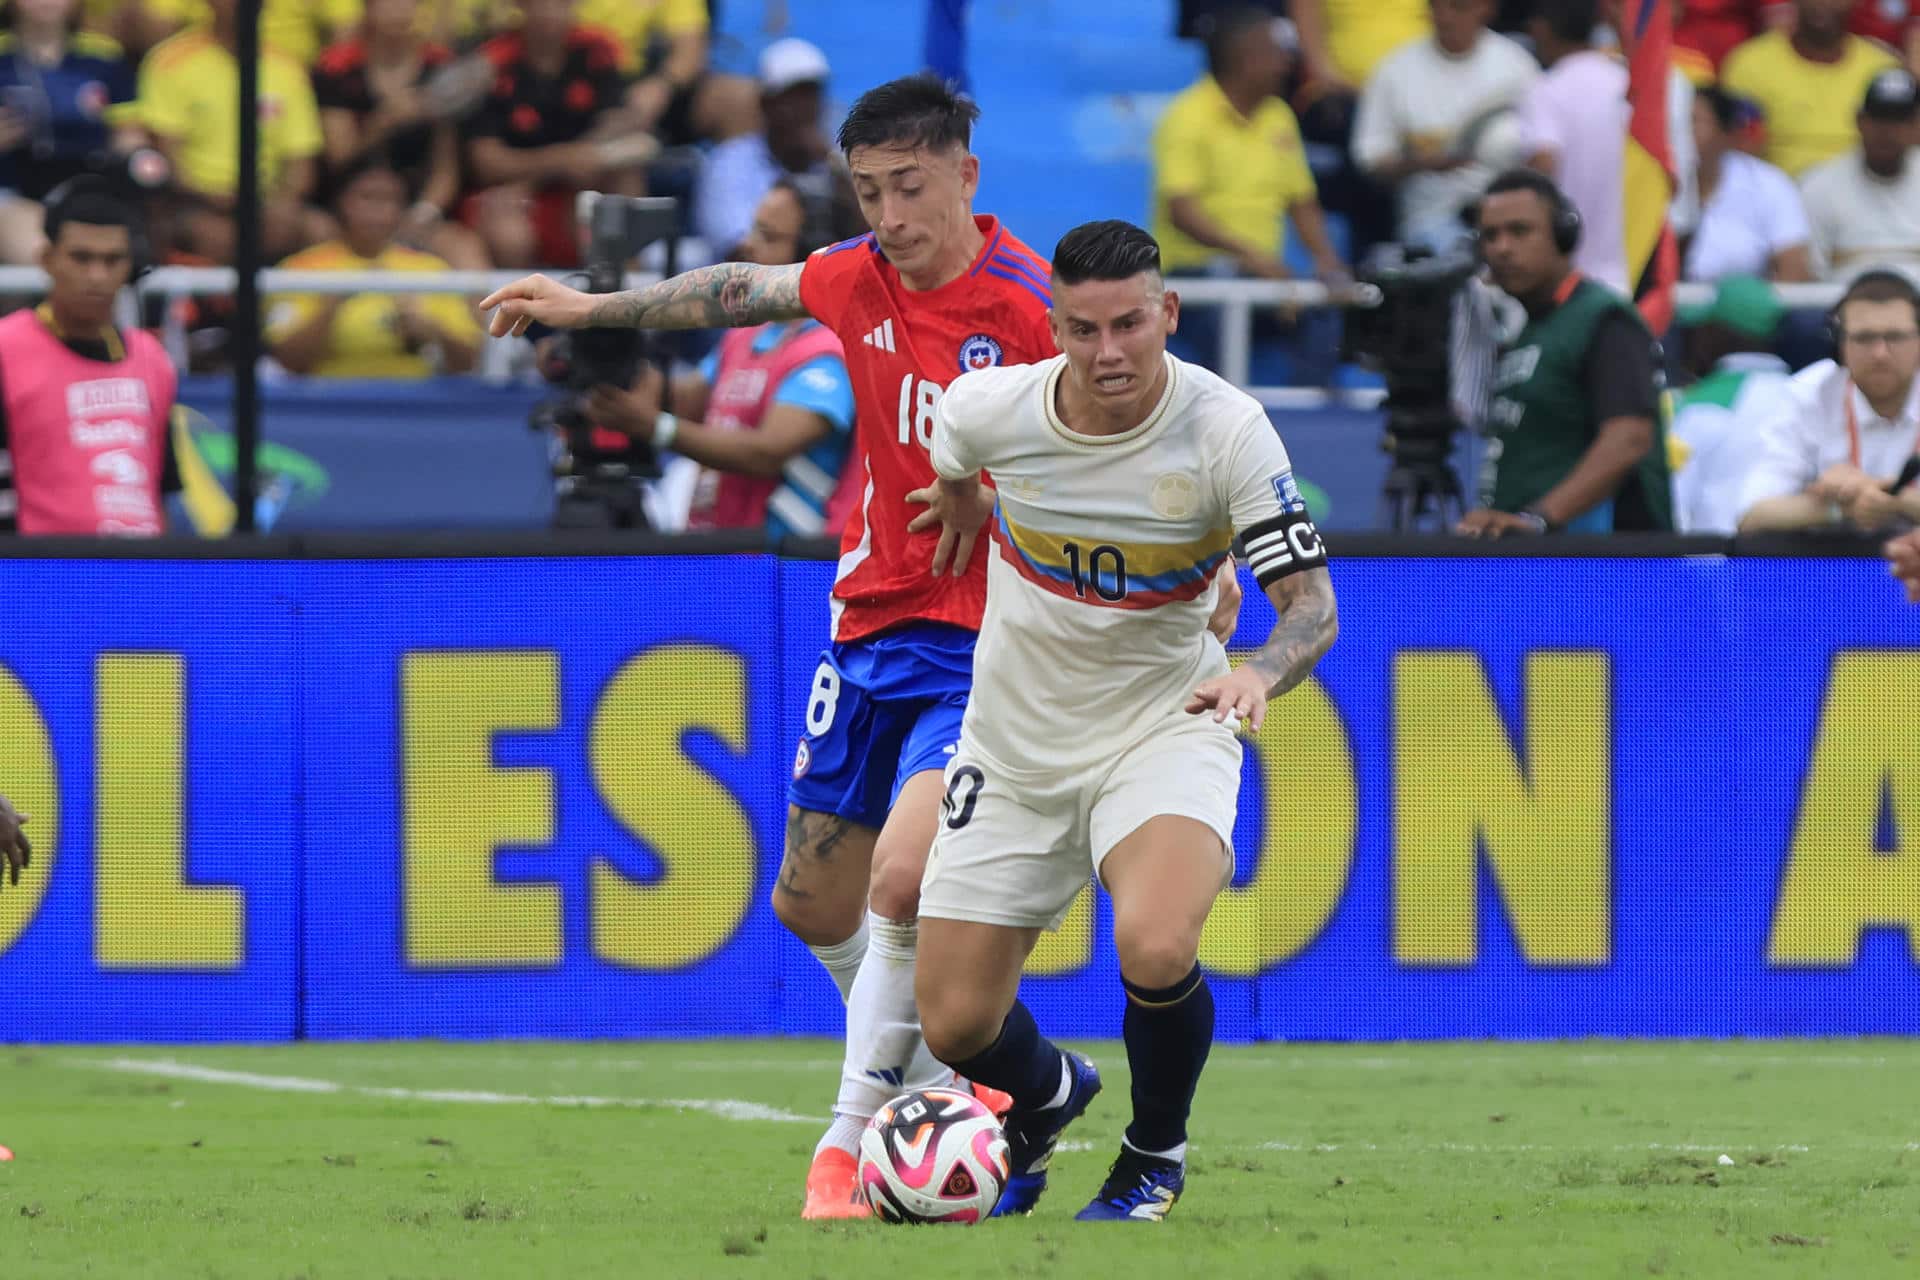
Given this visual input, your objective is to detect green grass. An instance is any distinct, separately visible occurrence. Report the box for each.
[4,1040,1917,1277]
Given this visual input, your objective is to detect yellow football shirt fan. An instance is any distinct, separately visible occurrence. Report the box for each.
[576,0,707,70]
[138,30,321,196]
[140,0,359,63]
[265,243,480,379]
[1323,0,1430,86]
[1720,32,1898,176]
[1151,76,1318,273]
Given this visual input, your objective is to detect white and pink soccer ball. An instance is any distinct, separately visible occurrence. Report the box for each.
[858,1087,1010,1225]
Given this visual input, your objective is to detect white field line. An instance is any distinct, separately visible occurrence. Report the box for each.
[80,1057,817,1124]
[1257,1141,1819,1154]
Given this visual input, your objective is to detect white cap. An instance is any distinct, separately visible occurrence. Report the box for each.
[759,38,830,95]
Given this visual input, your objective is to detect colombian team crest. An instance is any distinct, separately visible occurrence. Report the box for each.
[958,334,1004,372]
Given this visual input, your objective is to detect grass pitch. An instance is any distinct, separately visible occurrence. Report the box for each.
[3,1039,1917,1278]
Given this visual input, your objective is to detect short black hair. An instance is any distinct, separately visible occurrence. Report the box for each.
[1051,220,1162,286]
[1837,268,1920,329]
[836,74,980,155]
[1531,0,1598,46]
[1205,6,1279,79]
[1696,85,1758,134]
[330,151,418,205]
[1480,166,1572,220]
[43,175,135,245]
[769,175,865,258]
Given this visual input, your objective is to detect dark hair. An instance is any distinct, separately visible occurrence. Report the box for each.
[1205,6,1279,79]
[1837,268,1920,329]
[330,152,417,205]
[769,175,865,258]
[1697,85,1759,134]
[1051,219,1162,285]
[836,74,980,155]
[43,175,135,245]
[1531,0,1598,46]
[1482,166,1568,211]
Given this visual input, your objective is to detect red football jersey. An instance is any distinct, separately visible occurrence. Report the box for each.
[799,214,1057,644]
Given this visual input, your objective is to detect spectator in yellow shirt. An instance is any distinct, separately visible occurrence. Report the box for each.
[1152,8,1346,282]
[266,160,480,378]
[1720,0,1899,177]
[137,0,327,262]
[1292,0,1432,91]
[575,0,757,148]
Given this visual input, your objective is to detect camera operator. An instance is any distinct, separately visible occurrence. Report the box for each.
[1736,269,1920,534]
[0,176,178,536]
[1458,169,1672,537]
[585,179,858,540]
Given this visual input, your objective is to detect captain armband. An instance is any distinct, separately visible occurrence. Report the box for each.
[1240,511,1328,587]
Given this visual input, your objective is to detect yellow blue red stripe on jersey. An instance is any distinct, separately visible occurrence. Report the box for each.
[990,501,1232,608]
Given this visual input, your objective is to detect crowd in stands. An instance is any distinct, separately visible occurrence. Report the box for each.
[0,0,1915,548]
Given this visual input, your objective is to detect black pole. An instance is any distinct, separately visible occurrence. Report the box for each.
[233,0,262,532]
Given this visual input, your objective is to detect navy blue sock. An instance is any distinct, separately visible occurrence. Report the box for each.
[947,1000,1067,1112]
[1121,965,1214,1155]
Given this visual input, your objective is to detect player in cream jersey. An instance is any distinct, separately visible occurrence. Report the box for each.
[929,341,1295,781]
[905,221,1338,1223]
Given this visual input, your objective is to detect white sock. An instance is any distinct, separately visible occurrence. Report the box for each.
[833,912,948,1126]
[814,1113,868,1160]
[1123,1137,1188,1164]
[807,917,870,1004]
[1038,1055,1072,1110]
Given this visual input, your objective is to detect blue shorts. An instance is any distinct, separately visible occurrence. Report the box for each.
[787,621,975,831]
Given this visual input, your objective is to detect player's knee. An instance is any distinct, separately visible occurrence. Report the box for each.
[866,841,925,921]
[915,968,998,1065]
[770,885,861,947]
[1114,923,1200,992]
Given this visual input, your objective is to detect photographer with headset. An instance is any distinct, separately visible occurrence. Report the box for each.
[586,177,863,541]
[0,174,178,536]
[1457,168,1672,537]
[1737,269,1920,534]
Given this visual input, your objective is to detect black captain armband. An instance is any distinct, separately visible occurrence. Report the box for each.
[1240,511,1328,587]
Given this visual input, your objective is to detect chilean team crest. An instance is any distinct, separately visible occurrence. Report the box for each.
[958,334,1004,372]
[792,740,812,781]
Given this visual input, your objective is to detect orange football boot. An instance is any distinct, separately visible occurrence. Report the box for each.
[801,1146,872,1220]
[968,1079,1014,1120]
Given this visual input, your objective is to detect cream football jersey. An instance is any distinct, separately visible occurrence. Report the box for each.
[930,351,1328,779]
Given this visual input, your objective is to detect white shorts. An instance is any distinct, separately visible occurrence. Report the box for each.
[917,714,1241,931]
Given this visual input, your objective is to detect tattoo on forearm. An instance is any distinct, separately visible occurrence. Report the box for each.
[1246,570,1338,698]
[587,262,808,330]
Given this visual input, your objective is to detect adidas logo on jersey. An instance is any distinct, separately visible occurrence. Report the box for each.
[861,318,897,353]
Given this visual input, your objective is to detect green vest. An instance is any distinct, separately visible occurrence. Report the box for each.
[1484,279,1673,531]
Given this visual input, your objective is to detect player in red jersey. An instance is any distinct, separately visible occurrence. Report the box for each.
[482,75,1061,1219]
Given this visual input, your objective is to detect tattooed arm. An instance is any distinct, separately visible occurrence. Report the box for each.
[480,262,810,338]
[1186,565,1337,732]
[1242,567,1338,699]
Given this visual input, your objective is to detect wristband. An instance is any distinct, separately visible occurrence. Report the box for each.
[1516,509,1551,535]
[652,412,678,450]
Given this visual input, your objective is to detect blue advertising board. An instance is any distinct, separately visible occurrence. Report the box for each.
[0,550,1915,1042]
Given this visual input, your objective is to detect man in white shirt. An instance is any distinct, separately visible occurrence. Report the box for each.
[907,220,1336,1224]
[1738,269,1920,532]
[1799,70,1920,281]
[1351,0,1538,248]
[692,38,836,259]
[1519,0,1630,293]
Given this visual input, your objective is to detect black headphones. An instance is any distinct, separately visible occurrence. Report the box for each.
[42,173,153,281]
[1468,170,1583,255]
[1827,268,1920,364]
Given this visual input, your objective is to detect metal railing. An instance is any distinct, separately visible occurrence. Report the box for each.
[0,265,1848,401]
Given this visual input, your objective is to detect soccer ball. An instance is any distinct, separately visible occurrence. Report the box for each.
[858,1087,1009,1225]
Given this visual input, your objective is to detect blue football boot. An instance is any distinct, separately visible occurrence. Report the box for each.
[990,1051,1102,1217]
[1073,1147,1186,1222]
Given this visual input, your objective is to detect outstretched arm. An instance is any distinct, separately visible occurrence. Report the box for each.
[482,263,810,337]
[1187,566,1338,731]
